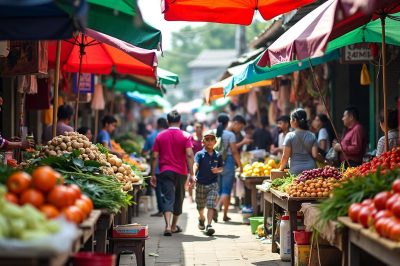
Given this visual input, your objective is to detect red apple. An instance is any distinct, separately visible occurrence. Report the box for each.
[375,217,390,236]
[386,193,400,211]
[348,203,363,223]
[361,198,373,206]
[392,179,400,193]
[374,191,392,211]
[389,222,400,241]
[391,201,400,218]
[373,209,393,223]
[358,205,375,228]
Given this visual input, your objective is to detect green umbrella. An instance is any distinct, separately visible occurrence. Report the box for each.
[158,68,180,85]
[79,0,161,49]
[127,91,171,109]
[105,79,163,96]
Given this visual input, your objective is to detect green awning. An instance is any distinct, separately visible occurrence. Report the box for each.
[86,0,161,49]
[126,91,171,109]
[105,79,162,96]
[158,68,179,85]
[226,14,400,95]
[225,49,340,95]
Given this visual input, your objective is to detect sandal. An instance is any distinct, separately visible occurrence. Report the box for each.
[163,230,172,236]
[172,225,183,233]
[223,216,231,222]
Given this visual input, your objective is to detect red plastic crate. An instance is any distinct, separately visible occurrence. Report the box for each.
[112,224,148,238]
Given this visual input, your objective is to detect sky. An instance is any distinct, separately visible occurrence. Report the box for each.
[138,0,205,50]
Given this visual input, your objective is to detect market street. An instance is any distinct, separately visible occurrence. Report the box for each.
[134,199,290,266]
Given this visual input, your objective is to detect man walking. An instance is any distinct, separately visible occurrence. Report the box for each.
[151,111,195,236]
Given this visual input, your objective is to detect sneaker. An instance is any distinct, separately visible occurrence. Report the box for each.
[198,219,205,230]
[150,212,163,217]
[205,225,215,236]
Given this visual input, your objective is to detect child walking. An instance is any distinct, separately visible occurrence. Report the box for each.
[193,130,223,236]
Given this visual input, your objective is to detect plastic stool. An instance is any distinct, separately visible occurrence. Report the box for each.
[109,238,147,266]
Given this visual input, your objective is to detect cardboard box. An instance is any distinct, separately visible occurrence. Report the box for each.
[309,245,341,266]
[294,244,310,266]
[270,169,288,180]
[112,224,148,238]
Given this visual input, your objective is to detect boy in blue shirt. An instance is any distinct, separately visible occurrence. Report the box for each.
[193,130,223,236]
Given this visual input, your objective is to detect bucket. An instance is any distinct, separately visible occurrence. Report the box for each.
[249,216,264,234]
[72,252,116,266]
[294,230,313,245]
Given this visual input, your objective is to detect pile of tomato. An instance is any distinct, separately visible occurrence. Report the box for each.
[4,166,93,224]
[357,147,400,176]
[348,179,400,241]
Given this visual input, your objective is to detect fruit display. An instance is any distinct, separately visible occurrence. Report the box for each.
[297,166,342,182]
[319,169,399,223]
[111,139,147,172]
[38,132,141,191]
[0,186,61,240]
[287,177,341,198]
[347,179,400,241]
[271,175,295,192]
[26,153,132,213]
[242,159,278,177]
[357,147,400,176]
[3,166,93,224]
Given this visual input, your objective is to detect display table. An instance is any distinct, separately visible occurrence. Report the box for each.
[239,175,269,215]
[94,210,114,253]
[78,209,101,251]
[129,180,144,219]
[256,182,272,232]
[269,189,324,265]
[338,216,400,266]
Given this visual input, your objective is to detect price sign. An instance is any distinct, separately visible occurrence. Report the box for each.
[340,44,373,64]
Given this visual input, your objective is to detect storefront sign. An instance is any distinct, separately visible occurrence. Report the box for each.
[341,44,373,64]
[73,73,94,94]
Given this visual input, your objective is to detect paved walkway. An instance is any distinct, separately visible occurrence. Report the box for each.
[133,198,290,266]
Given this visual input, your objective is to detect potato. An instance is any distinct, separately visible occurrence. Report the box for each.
[60,142,67,150]
[116,159,123,167]
[48,150,57,156]
[118,166,125,173]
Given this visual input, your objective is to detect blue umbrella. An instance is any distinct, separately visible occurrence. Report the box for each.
[0,0,87,40]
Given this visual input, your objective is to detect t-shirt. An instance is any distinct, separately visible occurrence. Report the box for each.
[97,129,111,149]
[221,130,236,155]
[43,122,73,143]
[283,130,317,175]
[152,127,193,175]
[317,128,331,153]
[376,129,399,156]
[192,136,203,155]
[143,130,160,174]
[194,149,223,185]
[252,128,273,151]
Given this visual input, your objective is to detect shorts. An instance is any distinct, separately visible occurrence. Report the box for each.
[157,171,186,215]
[195,182,219,210]
[219,155,235,196]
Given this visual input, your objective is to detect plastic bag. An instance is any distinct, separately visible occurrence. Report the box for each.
[236,178,245,198]
[325,147,339,164]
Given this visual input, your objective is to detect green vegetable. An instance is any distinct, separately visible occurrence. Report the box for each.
[318,168,399,223]
[271,174,295,192]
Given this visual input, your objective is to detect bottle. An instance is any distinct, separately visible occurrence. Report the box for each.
[279,215,291,261]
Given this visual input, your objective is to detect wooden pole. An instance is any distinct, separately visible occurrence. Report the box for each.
[381,16,389,152]
[52,40,61,138]
[94,109,99,142]
[74,34,84,131]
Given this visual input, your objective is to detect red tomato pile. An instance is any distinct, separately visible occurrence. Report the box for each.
[357,147,400,176]
[4,166,93,224]
[348,179,400,241]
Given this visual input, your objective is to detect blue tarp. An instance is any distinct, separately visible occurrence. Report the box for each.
[0,0,87,40]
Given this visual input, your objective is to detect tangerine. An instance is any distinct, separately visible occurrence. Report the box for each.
[75,199,91,218]
[40,204,60,219]
[63,206,84,224]
[80,194,94,212]
[7,171,31,194]
[20,188,45,208]
[31,166,59,192]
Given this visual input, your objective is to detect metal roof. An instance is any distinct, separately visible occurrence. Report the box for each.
[188,49,237,68]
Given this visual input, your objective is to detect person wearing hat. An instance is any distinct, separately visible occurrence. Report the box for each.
[193,130,224,236]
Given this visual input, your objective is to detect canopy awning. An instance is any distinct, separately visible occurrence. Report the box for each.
[162,0,316,25]
[126,91,171,109]
[157,68,180,85]
[105,79,163,96]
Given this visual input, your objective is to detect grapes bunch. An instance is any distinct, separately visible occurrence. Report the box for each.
[297,166,342,182]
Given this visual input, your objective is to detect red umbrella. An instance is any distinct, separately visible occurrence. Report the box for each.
[48,29,157,130]
[257,0,400,67]
[162,0,316,25]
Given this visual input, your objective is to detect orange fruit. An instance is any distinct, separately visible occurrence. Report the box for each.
[68,184,82,200]
[63,206,84,224]
[7,171,31,194]
[20,188,45,208]
[31,166,59,192]
[47,185,72,209]
[80,194,94,212]
[40,204,60,219]
[75,199,91,219]
[4,192,18,204]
